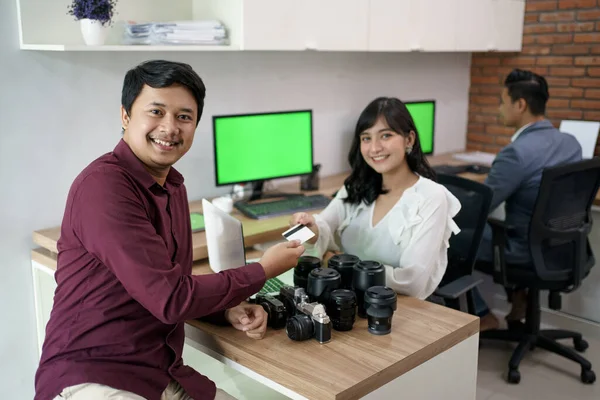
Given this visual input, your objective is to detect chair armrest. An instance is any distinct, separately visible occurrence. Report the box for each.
[487,217,515,231]
[434,275,484,300]
[487,218,510,286]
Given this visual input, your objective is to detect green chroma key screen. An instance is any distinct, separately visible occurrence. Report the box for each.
[406,101,435,155]
[213,110,313,186]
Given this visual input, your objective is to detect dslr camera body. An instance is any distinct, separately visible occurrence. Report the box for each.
[279,285,332,344]
[253,293,288,330]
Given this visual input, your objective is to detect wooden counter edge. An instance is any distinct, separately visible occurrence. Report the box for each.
[186,312,480,400]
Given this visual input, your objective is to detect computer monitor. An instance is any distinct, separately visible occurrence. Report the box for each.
[405,100,435,155]
[212,110,314,195]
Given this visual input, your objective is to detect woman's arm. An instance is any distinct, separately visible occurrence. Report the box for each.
[384,192,456,299]
[295,186,349,259]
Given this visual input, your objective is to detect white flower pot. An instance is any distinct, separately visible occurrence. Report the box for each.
[79,19,109,46]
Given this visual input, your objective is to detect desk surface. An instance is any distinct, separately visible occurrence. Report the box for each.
[33,150,600,261]
[31,247,479,400]
[31,152,487,260]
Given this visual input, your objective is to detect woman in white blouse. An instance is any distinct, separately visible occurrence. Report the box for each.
[291,97,461,300]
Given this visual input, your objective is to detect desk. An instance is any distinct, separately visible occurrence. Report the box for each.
[30,248,479,400]
[30,152,492,262]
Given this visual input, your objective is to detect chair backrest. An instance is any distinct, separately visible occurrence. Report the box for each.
[529,157,600,289]
[437,174,493,281]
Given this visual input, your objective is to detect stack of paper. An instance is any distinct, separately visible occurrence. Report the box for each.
[452,151,496,166]
[123,20,229,45]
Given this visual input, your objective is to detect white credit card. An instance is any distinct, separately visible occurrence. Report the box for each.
[282,224,315,244]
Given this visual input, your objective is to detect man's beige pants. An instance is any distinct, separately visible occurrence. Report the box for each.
[54,381,237,399]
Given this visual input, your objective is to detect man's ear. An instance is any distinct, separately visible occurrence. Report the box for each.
[517,98,528,113]
[121,105,130,131]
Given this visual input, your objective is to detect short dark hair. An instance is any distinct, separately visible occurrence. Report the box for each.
[121,60,206,125]
[343,97,436,205]
[504,69,549,116]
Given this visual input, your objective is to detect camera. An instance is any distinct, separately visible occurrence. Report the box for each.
[280,285,332,343]
[253,294,288,330]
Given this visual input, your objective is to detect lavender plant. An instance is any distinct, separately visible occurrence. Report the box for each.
[67,0,118,26]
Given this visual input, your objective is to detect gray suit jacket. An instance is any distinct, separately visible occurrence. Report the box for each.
[480,120,582,264]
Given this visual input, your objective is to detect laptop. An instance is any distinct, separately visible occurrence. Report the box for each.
[202,199,290,295]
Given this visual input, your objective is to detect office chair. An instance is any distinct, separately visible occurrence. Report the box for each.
[434,174,494,312]
[479,158,600,385]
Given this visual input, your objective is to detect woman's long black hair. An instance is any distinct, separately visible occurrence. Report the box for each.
[343,97,436,205]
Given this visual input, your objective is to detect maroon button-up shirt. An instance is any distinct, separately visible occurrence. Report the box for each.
[35,140,266,400]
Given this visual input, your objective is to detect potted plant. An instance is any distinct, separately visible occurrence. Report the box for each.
[67,0,118,46]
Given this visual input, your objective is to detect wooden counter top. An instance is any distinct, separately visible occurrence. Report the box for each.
[31,247,479,400]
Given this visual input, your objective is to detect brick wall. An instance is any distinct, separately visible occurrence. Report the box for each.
[467,0,600,153]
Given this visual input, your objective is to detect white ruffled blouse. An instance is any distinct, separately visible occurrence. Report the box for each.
[303,176,461,300]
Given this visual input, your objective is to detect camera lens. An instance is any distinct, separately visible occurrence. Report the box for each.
[293,256,321,290]
[328,254,360,289]
[307,268,341,304]
[286,314,314,341]
[352,261,386,318]
[364,286,397,335]
[329,289,357,331]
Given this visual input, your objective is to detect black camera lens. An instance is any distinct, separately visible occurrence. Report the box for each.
[293,256,321,290]
[286,314,313,341]
[329,289,357,331]
[364,286,397,335]
[307,268,341,304]
[352,261,386,319]
[328,254,360,289]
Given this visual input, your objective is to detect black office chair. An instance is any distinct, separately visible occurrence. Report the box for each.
[479,158,600,385]
[434,174,494,312]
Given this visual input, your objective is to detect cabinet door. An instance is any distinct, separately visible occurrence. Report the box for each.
[492,0,525,51]
[310,0,369,51]
[412,0,458,51]
[242,0,308,50]
[456,0,494,51]
[368,0,412,51]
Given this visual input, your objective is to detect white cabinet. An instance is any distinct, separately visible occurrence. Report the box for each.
[311,0,369,51]
[492,0,526,52]
[413,0,458,51]
[241,0,369,51]
[456,0,495,51]
[240,0,308,50]
[368,0,412,51]
[16,0,524,52]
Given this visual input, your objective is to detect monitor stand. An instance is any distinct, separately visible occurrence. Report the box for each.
[247,180,304,202]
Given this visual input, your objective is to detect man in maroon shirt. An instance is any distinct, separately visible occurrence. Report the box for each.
[34,60,305,400]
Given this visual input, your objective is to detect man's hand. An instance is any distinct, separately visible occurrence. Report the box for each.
[259,241,305,279]
[225,302,268,340]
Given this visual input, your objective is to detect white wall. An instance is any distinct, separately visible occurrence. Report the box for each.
[0,1,471,396]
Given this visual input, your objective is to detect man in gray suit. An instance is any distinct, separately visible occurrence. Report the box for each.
[472,69,582,331]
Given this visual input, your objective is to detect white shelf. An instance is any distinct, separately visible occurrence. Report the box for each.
[16,0,525,53]
[20,44,239,52]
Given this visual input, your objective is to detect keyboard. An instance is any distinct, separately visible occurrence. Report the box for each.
[258,277,286,295]
[433,164,491,175]
[234,194,331,219]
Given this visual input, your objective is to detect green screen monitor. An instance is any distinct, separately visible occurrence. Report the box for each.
[405,100,435,155]
[212,110,314,187]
